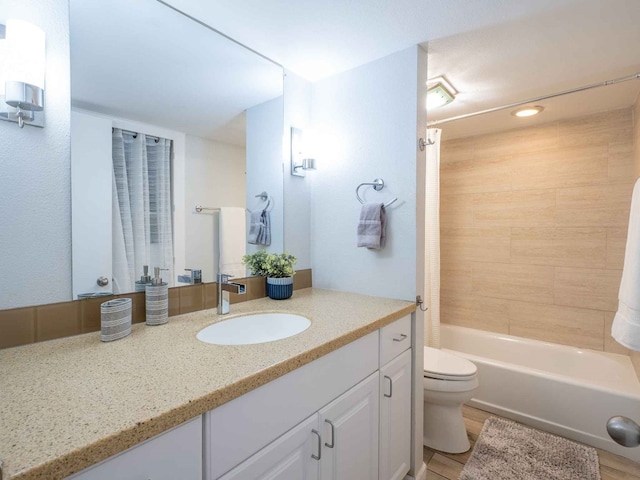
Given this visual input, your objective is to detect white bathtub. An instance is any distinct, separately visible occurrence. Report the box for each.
[440,324,640,462]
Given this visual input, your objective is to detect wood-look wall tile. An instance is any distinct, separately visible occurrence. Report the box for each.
[241,276,266,302]
[473,190,555,227]
[630,351,640,382]
[472,262,554,304]
[294,269,313,290]
[204,283,217,310]
[441,157,512,195]
[441,294,509,333]
[559,108,633,148]
[510,227,607,268]
[128,292,146,324]
[440,194,475,227]
[182,285,205,313]
[36,302,81,342]
[441,136,475,164]
[511,144,608,191]
[608,141,635,184]
[555,183,634,227]
[441,260,473,296]
[554,267,621,312]
[508,301,604,350]
[441,227,511,263]
[606,227,628,270]
[604,312,630,355]
[0,306,35,349]
[473,122,559,159]
[168,287,180,317]
[79,297,111,333]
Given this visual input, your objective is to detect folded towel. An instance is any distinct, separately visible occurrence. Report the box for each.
[612,178,640,351]
[219,207,246,279]
[257,209,271,246]
[357,203,386,249]
[247,210,264,244]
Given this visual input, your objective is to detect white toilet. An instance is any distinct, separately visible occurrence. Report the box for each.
[423,346,479,453]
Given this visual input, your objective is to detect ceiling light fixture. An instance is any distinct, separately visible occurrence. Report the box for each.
[512,105,544,118]
[426,76,457,109]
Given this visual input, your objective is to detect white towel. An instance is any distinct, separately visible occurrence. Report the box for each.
[219,207,246,279]
[612,178,640,351]
[357,203,386,249]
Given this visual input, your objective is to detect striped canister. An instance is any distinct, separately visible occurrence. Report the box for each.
[100,298,132,342]
[145,283,169,326]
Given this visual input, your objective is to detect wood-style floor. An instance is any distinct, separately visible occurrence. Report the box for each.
[423,405,640,480]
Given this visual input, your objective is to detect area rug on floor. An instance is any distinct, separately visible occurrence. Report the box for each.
[459,417,601,480]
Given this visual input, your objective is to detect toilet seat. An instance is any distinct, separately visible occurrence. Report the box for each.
[423,347,477,381]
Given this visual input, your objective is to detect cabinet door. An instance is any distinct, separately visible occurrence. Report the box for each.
[379,349,412,480]
[220,414,320,480]
[68,416,202,480]
[318,372,379,480]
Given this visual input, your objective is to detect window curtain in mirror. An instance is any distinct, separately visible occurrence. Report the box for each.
[112,128,174,293]
[424,128,441,347]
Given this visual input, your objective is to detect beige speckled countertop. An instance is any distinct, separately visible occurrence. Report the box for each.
[0,288,415,480]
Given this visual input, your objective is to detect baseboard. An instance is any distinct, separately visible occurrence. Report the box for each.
[404,461,427,480]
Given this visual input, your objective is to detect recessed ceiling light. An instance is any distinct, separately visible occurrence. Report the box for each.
[512,105,544,117]
[426,76,457,109]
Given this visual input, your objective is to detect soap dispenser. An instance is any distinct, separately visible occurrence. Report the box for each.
[135,265,152,292]
[145,267,169,326]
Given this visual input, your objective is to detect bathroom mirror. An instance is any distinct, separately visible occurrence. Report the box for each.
[0,0,284,309]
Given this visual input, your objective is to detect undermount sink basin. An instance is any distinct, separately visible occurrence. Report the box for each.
[196,313,311,345]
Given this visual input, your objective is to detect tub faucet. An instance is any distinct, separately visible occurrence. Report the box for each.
[217,273,246,315]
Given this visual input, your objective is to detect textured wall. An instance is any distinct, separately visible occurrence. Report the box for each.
[310,46,420,301]
[0,0,71,309]
[440,108,635,353]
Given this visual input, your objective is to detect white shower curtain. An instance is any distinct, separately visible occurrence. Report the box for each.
[424,128,441,347]
[112,128,174,293]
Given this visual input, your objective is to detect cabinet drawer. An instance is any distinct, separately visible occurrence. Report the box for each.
[68,416,202,480]
[379,315,411,366]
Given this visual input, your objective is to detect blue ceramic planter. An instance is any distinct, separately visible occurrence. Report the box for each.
[266,277,294,300]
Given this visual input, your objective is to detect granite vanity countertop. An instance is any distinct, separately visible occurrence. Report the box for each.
[0,288,415,480]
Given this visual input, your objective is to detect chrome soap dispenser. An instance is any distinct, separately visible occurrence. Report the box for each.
[145,267,169,326]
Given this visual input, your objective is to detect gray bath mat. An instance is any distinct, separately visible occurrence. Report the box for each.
[459,417,601,480]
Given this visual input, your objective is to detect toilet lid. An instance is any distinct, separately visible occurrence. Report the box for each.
[423,347,477,381]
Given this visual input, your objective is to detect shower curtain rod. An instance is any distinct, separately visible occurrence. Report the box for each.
[427,72,640,127]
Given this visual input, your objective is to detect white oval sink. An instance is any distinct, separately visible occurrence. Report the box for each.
[197,313,311,345]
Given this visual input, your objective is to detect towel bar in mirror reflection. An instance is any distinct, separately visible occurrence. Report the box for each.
[355,178,398,208]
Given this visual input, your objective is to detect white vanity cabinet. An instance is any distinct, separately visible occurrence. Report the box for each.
[379,315,412,480]
[68,416,202,480]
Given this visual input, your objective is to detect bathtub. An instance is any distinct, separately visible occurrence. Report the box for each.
[440,324,640,462]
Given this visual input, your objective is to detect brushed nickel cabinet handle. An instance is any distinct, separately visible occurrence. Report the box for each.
[384,375,393,398]
[324,419,335,448]
[311,429,322,460]
[392,333,408,342]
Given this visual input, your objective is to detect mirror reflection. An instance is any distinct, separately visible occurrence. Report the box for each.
[69,0,284,298]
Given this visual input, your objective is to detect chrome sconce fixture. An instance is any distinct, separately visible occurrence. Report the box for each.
[0,20,46,128]
[290,126,317,177]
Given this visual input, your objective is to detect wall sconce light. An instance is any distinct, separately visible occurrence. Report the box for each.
[0,20,46,128]
[291,126,317,177]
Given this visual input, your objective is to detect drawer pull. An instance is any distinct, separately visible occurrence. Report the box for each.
[311,429,321,460]
[384,375,393,398]
[392,333,408,342]
[324,419,335,448]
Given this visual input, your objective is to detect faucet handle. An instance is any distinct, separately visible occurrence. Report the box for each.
[217,273,232,283]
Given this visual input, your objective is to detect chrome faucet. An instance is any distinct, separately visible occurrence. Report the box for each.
[217,273,246,315]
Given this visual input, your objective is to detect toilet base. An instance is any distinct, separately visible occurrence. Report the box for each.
[423,402,470,453]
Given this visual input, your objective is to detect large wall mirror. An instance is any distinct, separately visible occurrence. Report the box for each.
[0,0,284,309]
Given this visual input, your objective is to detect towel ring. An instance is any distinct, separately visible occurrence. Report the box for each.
[254,191,273,211]
[355,178,398,208]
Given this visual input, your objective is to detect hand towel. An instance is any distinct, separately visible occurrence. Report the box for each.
[219,207,246,279]
[612,178,640,351]
[357,203,386,249]
[247,210,264,245]
[257,209,272,246]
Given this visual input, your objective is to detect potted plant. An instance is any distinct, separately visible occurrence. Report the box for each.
[243,250,297,300]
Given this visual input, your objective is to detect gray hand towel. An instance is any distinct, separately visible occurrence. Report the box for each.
[257,209,271,246]
[357,203,386,249]
[248,210,264,245]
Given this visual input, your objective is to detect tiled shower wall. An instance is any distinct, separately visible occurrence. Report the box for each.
[440,107,635,356]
